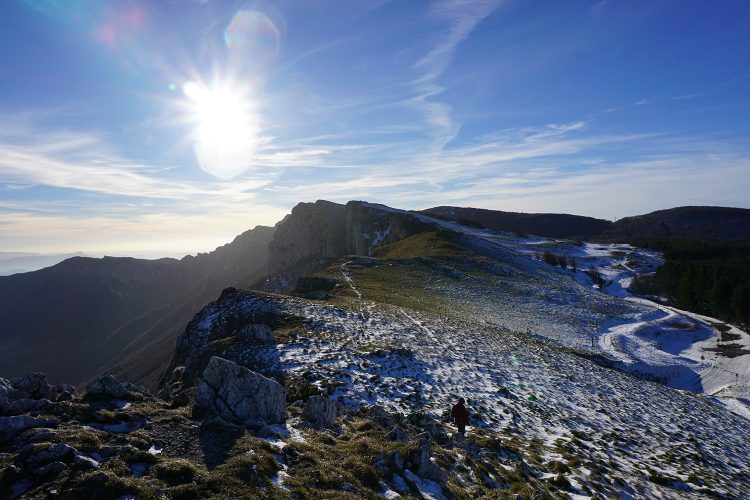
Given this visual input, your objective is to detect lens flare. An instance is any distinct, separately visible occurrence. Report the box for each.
[182,81,259,179]
[224,11,280,68]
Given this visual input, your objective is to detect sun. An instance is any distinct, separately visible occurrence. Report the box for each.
[182,81,259,179]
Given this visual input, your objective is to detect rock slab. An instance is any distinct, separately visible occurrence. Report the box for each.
[302,395,337,429]
[195,356,286,426]
[85,374,149,400]
[237,324,274,344]
[0,416,59,435]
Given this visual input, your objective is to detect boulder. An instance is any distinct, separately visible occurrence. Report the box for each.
[8,398,54,414]
[408,413,447,443]
[302,395,337,430]
[408,433,446,483]
[237,323,274,344]
[32,461,67,477]
[22,428,56,444]
[26,443,77,465]
[0,415,58,435]
[86,375,149,400]
[1,464,21,483]
[195,357,286,426]
[55,384,79,402]
[0,378,12,409]
[367,405,395,427]
[13,373,57,400]
[1,376,42,413]
[374,451,404,476]
[385,425,409,442]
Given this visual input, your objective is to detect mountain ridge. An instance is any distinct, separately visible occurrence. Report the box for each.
[2,201,748,389]
[0,201,432,388]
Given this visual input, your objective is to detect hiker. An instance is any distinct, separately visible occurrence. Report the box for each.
[451,397,469,436]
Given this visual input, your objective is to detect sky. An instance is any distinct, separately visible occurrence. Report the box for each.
[1,0,749,257]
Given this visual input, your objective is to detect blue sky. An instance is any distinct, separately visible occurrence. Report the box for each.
[1,0,749,256]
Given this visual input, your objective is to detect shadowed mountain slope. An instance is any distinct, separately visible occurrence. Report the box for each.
[0,225,274,388]
[599,205,750,241]
[422,206,612,239]
[424,205,750,241]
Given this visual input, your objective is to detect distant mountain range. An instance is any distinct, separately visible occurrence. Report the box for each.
[0,201,428,388]
[0,226,274,388]
[422,206,611,238]
[597,206,750,241]
[1,202,748,388]
[0,252,85,276]
[423,205,750,241]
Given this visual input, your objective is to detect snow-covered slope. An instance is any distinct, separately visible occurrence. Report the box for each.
[368,203,750,419]
[482,234,750,417]
[167,267,750,497]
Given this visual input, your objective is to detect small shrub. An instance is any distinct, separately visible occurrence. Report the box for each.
[153,458,201,486]
[549,473,572,490]
[285,376,322,403]
[547,460,571,474]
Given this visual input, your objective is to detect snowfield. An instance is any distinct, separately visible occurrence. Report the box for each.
[371,203,750,418]
[487,234,750,417]
[187,267,749,496]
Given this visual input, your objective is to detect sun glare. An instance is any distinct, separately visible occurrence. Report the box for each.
[183,81,259,179]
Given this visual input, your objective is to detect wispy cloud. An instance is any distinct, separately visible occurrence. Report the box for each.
[408,0,504,149]
[672,73,750,101]
[254,120,749,221]
[4,103,749,254]
[413,0,503,84]
[0,115,275,206]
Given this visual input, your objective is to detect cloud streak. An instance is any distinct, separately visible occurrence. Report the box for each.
[0,116,275,207]
[408,0,503,149]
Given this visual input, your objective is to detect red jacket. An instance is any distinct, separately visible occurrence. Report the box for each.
[451,402,469,425]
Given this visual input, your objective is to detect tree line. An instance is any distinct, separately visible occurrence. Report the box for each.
[630,239,750,327]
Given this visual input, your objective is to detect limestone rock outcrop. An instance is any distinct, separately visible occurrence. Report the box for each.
[264,200,432,292]
[195,356,286,426]
[1,374,79,413]
[237,323,274,344]
[0,415,59,435]
[302,395,337,429]
[85,374,150,400]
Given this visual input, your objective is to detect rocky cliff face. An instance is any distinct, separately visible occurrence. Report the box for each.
[264,200,432,291]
